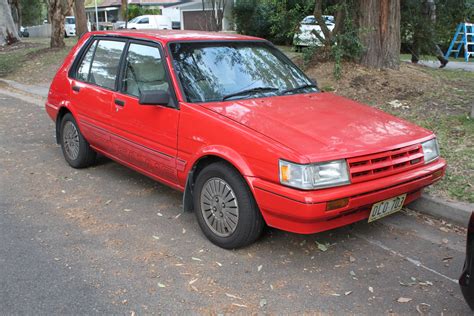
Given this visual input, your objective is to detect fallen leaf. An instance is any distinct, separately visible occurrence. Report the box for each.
[182,228,186,234]
[225,293,242,300]
[316,241,328,252]
[331,293,341,296]
[345,291,352,296]
[215,261,222,267]
[189,278,198,285]
[442,238,449,244]
[397,297,412,303]
[123,208,132,212]
[157,283,166,288]
[259,298,267,308]
[191,257,202,262]
[368,286,374,293]
[258,265,263,272]
[152,235,160,240]
[174,213,181,219]
[232,303,247,308]
[105,199,112,205]
[157,212,163,217]
[349,256,356,262]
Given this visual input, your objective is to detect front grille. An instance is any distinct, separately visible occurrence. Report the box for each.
[347,144,424,183]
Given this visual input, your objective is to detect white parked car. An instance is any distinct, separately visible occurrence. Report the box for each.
[65,16,76,37]
[293,15,335,48]
[126,15,172,30]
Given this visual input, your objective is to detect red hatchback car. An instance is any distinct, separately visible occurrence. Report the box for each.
[46,30,446,248]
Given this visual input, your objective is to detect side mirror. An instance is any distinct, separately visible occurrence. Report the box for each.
[139,90,170,106]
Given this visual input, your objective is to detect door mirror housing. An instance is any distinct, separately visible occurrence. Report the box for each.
[139,90,170,106]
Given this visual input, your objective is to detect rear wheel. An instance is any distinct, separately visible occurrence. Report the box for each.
[59,113,96,168]
[193,162,265,249]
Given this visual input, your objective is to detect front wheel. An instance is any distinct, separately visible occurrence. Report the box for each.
[59,113,96,168]
[193,162,265,249]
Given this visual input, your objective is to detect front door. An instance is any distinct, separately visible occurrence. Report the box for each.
[108,41,180,186]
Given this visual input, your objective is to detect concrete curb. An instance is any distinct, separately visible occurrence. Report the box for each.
[0,78,49,98]
[408,194,474,227]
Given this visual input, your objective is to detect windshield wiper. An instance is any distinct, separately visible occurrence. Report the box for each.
[222,87,279,101]
[281,84,318,95]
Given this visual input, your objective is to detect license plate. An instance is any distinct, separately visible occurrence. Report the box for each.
[368,194,407,223]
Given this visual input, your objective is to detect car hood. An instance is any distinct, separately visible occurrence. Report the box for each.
[201,92,434,162]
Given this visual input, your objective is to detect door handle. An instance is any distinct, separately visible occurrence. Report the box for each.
[72,85,81,92]
[114,99,125,107]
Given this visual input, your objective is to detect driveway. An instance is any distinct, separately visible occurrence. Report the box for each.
[0,89,470,314]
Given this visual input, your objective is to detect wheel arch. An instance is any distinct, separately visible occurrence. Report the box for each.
[182,152,255,213]
[55,106,72,144]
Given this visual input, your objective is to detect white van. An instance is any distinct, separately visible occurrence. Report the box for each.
[65,16,76,37]
[126,15,172,30]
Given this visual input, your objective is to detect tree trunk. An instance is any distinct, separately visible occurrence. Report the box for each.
[0,0,20,46]
[358,0,401,70]
[48,0,73,48]
[74,0,87,38]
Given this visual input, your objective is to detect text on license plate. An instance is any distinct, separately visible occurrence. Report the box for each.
[368,194,407,223]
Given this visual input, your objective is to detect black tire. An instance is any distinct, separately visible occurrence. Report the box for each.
[193,162,265,249]
[59,113,96,168]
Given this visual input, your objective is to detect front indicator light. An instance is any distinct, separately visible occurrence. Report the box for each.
[326,198,350,211]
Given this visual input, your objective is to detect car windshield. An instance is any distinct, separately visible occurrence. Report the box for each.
[170,42,317,102]
[65,17,75,24]
[129,17,140,23]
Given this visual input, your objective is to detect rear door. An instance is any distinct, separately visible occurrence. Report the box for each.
[107,40,180,186]
[70,37,126,151]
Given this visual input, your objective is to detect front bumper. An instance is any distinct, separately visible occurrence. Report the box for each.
[248,158,446,234]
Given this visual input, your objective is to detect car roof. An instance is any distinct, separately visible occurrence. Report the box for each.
[89,30,265,44]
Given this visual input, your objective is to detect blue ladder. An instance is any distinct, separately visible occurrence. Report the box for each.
[445,22,474,62]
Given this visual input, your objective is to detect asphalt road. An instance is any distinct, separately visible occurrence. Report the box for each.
[0,89,471,314]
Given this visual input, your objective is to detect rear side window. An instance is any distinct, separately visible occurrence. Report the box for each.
[76,40,97,82]
[89,40,125,90]
[75,39,125,90]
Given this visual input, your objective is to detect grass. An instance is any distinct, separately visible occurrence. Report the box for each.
[0,37,75,84]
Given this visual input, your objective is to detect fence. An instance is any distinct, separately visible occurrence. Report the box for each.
[27,24,51,38]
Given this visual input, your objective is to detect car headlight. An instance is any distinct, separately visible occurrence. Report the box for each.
[279,159,350,190]
[422,138,440,164]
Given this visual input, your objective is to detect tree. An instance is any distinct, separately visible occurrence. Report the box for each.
[74,0,87,38]
[0,0,20,46]
[357,0,401,70]
[312,0,345,47]
[201,0,228,31]
[47,0,73,48]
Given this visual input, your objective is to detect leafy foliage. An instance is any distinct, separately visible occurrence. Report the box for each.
[401,0,474,54]
[126,5,161,20]
[21,0,46,26]
[234,0,314,45]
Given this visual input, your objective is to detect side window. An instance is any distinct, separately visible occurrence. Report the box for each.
[76,40,97,82]
[88,40,126,90]
[138,18,149,24]
[122,43,169,98]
